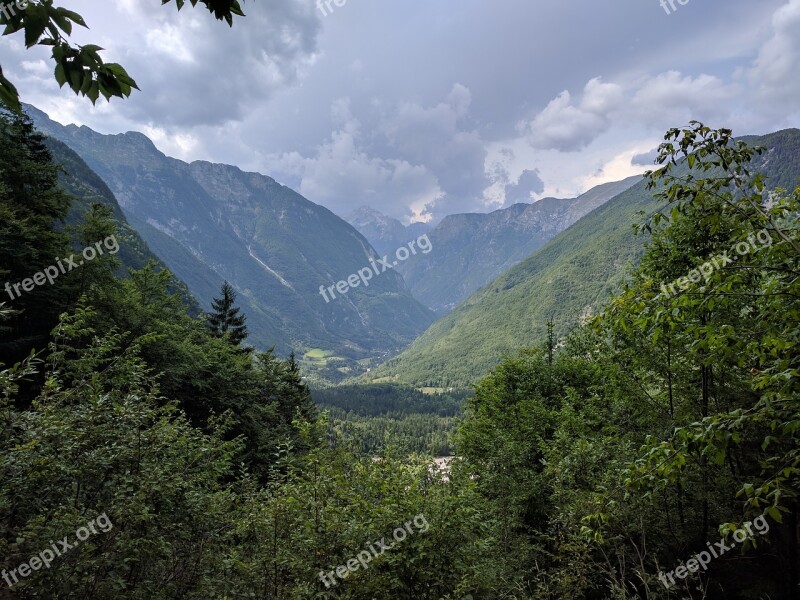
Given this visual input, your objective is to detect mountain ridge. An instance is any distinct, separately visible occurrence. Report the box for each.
[346,206,432,256]
[367,129,800,386]
[25,105,434,366]
[396,175,641,312]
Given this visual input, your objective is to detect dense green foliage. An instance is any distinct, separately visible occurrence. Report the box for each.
[452,123,800,598]
[313,383,466,417]
[0,333,489,598]
[325,408,457,456]
[0,109,73,354]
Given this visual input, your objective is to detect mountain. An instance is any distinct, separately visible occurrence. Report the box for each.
[367,130,800,387]
[396,176,641,313]
[44,137,198,310]
[346,206,432,256]
[26,106,434,367]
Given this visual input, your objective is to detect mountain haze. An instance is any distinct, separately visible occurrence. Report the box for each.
[346,206,432,256]
[396,176,640,312]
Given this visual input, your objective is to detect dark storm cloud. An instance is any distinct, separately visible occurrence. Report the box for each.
[113,0,322,127]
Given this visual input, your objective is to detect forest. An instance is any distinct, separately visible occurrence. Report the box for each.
[1,104,798,599]
[314,384,467,456]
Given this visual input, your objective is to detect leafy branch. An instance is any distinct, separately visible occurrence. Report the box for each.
[0,0,247,111]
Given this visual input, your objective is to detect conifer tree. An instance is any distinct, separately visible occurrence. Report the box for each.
[207,281,249,347]
[281,350,316,424]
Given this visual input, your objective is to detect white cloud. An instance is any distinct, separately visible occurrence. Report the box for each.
[631,71,734,126]
[747,0,800,113]
[521,78,624,152]
[581,145,652,191]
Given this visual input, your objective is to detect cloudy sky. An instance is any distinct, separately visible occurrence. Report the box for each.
[1,0,799,223]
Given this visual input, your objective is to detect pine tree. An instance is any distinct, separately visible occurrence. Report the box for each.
[207,281,249,347]
[282,350,316,422]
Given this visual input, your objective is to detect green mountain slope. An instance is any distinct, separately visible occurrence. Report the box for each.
[368,129,800,387]
[27,106,434,360]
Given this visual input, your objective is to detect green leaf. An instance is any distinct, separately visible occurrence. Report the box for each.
[766,507,783,523]
[0,76,21,112]
[54,62,66,87]
[23,5,49,47]
[59,9,88,28]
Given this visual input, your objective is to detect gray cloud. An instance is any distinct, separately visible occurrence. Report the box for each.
[631,148,659,166]
[264,85,494,222]
[114,0,322,127]
[503,169,545,206]
[264,98,442,222]
[0,0,321,128]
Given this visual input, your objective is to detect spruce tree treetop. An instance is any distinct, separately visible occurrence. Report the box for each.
[207,281,249,348]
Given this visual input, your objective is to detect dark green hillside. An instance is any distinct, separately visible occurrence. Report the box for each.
[369,129,800,387]
[313,384,468,455]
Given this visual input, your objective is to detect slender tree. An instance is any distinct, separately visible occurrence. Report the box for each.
[281,350,317,424]
[207,281,249,347]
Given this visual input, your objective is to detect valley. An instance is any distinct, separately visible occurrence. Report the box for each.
[1,2,798,597]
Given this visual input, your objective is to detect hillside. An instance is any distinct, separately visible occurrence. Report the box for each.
[26,106,434,362]
[397,176,640,312]
[368,129,800,387]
